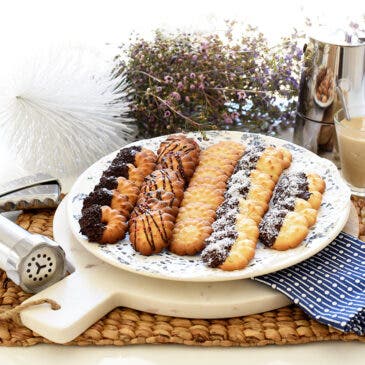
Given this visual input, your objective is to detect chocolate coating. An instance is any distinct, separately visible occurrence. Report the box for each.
[207,230,237,242]
[259,172,310,247]
[94,176,118,191]
[82,188,113,211]
[217,198,239,214]
[79,205,105,242]
[203,199,239,266]
[102,163,130,179]
[113,146,142,165]
[258,209,288,247]
[234,144,265,173]
[201,238,235,268]
[272,172,310,209]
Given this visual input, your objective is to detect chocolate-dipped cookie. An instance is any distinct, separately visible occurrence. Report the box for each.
[259,172,325,250]
[202,143,292,271]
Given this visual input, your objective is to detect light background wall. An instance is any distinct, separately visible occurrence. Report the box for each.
[0,0,363,47]
[0,0,363,184]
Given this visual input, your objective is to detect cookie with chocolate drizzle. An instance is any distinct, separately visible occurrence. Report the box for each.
[259,172,325,250]
[129,135,200,255]
[201,143,292,271]
[140,169,185,203]
[157,134,200,165]
[157,151,197,184]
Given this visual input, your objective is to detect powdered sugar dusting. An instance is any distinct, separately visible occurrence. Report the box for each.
[258,209,288,247]
[234,144,265,173]
[259,172,310,246]
[202,142,266,267]
[225,170,251,199]
[202,237,235,267]
[272,172,310,209]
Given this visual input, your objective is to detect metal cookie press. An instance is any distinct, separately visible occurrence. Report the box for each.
[0,173,72,293]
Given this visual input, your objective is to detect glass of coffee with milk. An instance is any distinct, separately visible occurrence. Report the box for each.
[335,106,365,196]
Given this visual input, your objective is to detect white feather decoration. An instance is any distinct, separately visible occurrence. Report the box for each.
[0,44,134,177]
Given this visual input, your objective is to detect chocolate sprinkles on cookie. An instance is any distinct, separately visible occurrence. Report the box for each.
[78,145,157,244]
[259,172,325,251]
[202,142,292,271]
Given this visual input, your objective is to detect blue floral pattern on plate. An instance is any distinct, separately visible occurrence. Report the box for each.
[67,131,351,282]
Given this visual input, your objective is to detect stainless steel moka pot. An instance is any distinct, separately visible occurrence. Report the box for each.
[294,26,365,158]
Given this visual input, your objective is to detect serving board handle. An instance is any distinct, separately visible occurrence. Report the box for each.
[17,200,358,345]
[20,266,117,344]
[19,261,292,344]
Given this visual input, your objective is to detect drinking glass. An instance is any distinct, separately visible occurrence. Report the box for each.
[334,107,365,196]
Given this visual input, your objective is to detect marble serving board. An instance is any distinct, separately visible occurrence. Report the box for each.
[18,129,354,345]
[18,198,358,344]
[19,197,292,344]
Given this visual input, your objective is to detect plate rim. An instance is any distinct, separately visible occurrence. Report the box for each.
[67,131,351,282]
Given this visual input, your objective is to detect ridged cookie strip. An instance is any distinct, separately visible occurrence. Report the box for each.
[129,136,200,255]
[141,169,185,203]
[214,218,259,271]
[271,173,325,251]
[259,172,325,251]
[130,172,184,255]
[82,188,134,217]
[105,146,157,187]
[157,134,200,165]
[156,135,201,186]
[170,141,246,256]
[220,148,292,268]
[95,177,140,205]
[234,144,292,183]
[136,189,180,212]
[202,144,292,271]
[129,176,183,255]
[98,148,156,203]
[157,152,197,184]
[102,163,145,188]
[130,199,178,221]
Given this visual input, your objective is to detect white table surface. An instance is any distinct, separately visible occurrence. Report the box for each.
[1,342,365,365]
[1,140,364,365]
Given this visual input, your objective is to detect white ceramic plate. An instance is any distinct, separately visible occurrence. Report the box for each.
[67,131,351,282]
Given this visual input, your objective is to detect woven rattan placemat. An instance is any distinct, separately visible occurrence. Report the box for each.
[0,200,364,347]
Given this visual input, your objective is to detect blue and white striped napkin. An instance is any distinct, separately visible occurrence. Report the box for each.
[255,232,365,335]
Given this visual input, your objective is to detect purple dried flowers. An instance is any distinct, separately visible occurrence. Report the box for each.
[164,75,174,84]
[170,92,181,101]
[115,23,303,137]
